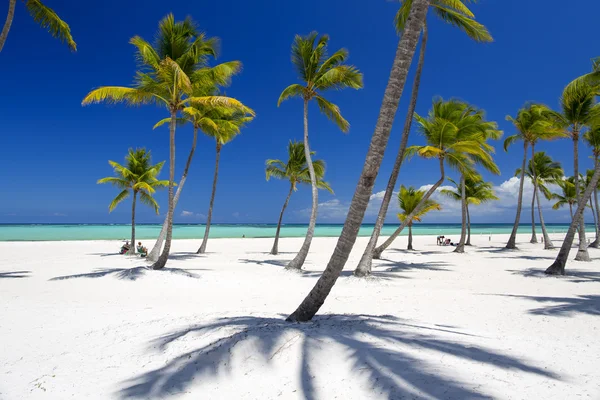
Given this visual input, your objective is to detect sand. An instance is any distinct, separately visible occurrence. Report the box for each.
[0,233,599,399]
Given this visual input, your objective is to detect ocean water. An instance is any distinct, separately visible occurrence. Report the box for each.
[0,223,588,242]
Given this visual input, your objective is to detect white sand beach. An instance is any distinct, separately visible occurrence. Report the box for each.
[1,233,599,399]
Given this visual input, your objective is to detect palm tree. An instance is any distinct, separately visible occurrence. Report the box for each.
[503,103,564,249]
[266,141,333,255]
[552,177,578,218]
[516,152,563,249]
[197,107,255,254]
[277,32,363,270]
[357,0,492,276]
[0,0,76,52]
[285,0,430,322]
[584,125,600,247]
[397,185,441,250]
[82,15,243,270]
[441,176,498,246]
[362,98,499,267]
[97,148,168,254]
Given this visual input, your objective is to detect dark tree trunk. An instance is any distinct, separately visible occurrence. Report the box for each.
[536,184,554,249]
[286,99,318,270]
[152,110,177,270]
[506,142,528,249]
[354,23,428,276]
[546,162,600,275]
[148,126,199,262]
[128,191,137,255]
[271,183,294,255]
[454,174,467,253]
[466,202,471,246]
[573,135,590,261]
[0,0,16,52]
[198,141,221,254]
[286,0,430,322]
[407,223,413,250]
[371,156,445,261]
[589,156,600,248]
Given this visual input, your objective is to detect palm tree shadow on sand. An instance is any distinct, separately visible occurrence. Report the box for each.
[0,270,31,279]
[493,294,600,317]
[49,267,199,281]
[118,314,560,399]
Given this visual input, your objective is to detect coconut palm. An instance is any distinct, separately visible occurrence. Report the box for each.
[286,0,430,322]
[197,106,255,254]
[97,148,168,254]
[356,0,492,276]
[503,103,565,249]
[516,152,563,249]
[584,125,600,247]
[552,177,578,218]
[0,0,76,52]
[266,141,333,255]
[277,32,363,270]
[397,185,441,250]
[82,15,243,270]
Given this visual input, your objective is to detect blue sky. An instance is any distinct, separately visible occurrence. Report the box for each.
[1,0,598,224]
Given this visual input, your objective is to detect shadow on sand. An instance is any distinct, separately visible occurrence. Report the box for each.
[0,270,31,279]
[507,268,600,283]
[496,294,600,317]
[378,259,450,272]
[118,314,560,399]
[49,267,199,281]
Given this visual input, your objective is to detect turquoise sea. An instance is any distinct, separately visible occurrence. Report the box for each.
[0,223,589,242]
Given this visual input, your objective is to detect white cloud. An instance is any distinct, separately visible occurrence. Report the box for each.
[180,210,206,219]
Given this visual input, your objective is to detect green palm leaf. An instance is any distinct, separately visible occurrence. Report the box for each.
[25,0,76,51]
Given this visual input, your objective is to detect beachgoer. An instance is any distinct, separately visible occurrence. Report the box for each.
[120,241,130,254]
[137,242,148,257]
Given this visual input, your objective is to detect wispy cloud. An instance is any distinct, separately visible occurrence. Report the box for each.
[180,210,206,219]
[52,213,67,217]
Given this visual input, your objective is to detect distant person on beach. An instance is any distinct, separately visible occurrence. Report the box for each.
[137,242,147,257]
[120,241,130,254]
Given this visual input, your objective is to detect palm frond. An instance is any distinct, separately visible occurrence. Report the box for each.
[277,84,305,106]
[82,87,158,106]
[315,95,350,132]
[108,189,130,212]
[139,192,160,214]
[25,0,76,51]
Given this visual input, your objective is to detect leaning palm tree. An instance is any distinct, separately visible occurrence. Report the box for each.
[360,0,492,272]
[97,148,168,254]
[82,15,243,270]
[397,185,441,250]
[516,152,563,249]
[286,0,430,322]
[503,103,564,249]
[0,0,76,52]
[584,125,600,247]
[197,106,255,254]
[277,32,363,270]
[266,141,333,255]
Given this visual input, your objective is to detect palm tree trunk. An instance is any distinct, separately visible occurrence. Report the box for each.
[590,155,600,248]
[530,145,538,243]
[198,141,221,254]
[506,142,528,249]
[573,135,590,261]
[0,0,16,53]
[466,202,471,246]
[371,155,444,261]
[546,162,600,275]
[589,197,597,244]
[353,23,428,276]
[407,223,413,250]
[286,0,430,322]
[271,183,294,255]
[128,191,137,255]
[569,203,574,220]
[152,110,177,270]
[148,126,199,262]
[454,174,467,253]
[537,185,554,249]
[286,99,318,270]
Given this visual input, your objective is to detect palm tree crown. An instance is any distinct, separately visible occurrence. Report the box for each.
[441,176,498,205]
[516,152,564,201]
[552,177,578,210]
[504,103,565,151]
[397,185,441,224]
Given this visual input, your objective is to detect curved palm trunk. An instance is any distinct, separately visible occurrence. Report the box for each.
[546,162,600,275]
[537,185,554,249]
[0,0,16,53]
[530,146,538,243]
[573,136,590,261]
[148,126,199,262]
[454,174,467,253]
[506,142,528,249]
[407,223,413,250]
[198,142,222,254]
[152,110,177,270]
[372,156,444,261]
[589,197,598,245]
[128,191,137,255]
[354,24,428,277]
[271,183,294,255]
[590,156,600,248]
[466,203,471,246]
[286,0,430,322]
[286,99,317,270]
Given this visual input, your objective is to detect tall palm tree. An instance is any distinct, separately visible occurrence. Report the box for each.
[584,125,600,247]
[503,103,564,249]
[286,0,430,322]
[82,15,242,270]
[0,0,76,52]
[516,152,563,249]
[397,185,441,250]
[441,176,498,246]
[362,98,499,268]
[197,107,255,254]
[277,32,363,270]
[97,148,168,254]
[266,141,333,255]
